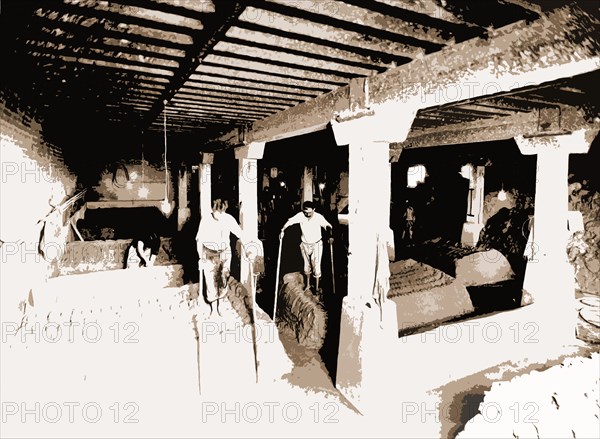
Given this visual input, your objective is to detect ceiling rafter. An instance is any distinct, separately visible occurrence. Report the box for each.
[141,1,246,130]
[23,41,179,74]
[209,49,363,80]
[30,27,186,62]
[219,36,387,73]
[224,26,393,70]
[342,0,486,42]
[184,78,316,100]
[117,0,215,22]
[171,100,284,116]
[178,84,303,105]
[198,59,345,87]
[208,3,598,146]
[264,0,452,45]
[30,11,192,51]
[437,0,540,28]
[172,93,289,111]
[248,0,443,52]
[3,0,590,142]
[191,65,338,92]
[232,17,414,66]
[43,2,202,38]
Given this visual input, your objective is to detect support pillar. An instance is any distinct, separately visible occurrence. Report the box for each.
[177,166,190,231]
[301,166,313,204]
[199,153,213,219]
[235,142,265,294]
[331,104,417,414]
[461,165,485,246]
[515,128,597,344]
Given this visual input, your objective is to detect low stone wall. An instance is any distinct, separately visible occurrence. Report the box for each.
[50,238,175,277]
[276,272,327,351]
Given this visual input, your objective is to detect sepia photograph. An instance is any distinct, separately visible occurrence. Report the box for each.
[1,0,599,437]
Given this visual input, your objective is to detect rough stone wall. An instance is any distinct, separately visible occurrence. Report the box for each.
[92,160,174,202]
[1,98,77,322]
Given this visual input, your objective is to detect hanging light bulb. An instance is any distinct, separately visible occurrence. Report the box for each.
[498,184,507,201]
[160,102,173,217]
[160,198,173,215]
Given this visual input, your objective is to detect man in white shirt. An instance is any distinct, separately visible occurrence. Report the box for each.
[196,197,253,314]
[280,201,333,292]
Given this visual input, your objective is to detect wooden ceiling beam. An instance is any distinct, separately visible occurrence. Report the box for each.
[183,78,315,100]
[233,19,413,66]
[224,26,392,70]
[264,0,452,46]
[250,0,443,52]
[45,2,201,38]
[194,62,339,91]
[398,105,594,149]
[347,0,485,42]
[208,3,599,148]
[176,85,303,105]
[141,2,246,130]
[30,12,192,51]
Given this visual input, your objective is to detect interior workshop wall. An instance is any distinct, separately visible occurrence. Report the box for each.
[93,160,174,202]
[0,95,77,322]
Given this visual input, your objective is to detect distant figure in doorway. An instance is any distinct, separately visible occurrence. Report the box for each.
[125,232,160,269]
[196,197,255,316]
[280,201,333,292]
[402,202,416,242]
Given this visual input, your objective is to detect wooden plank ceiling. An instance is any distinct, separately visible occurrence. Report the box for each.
[3,0,592,145]
[411,76,598,131]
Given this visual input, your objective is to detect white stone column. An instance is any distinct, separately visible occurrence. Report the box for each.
[345,140,391,300]
[177,166,190,231]
[331,104,417,414]
[515,128,597,343]
[235,142,265,294]
[199,153,213,219]
[461,165,485,246]
[301,166,313,204]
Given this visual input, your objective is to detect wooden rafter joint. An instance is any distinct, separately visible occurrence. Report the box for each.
[389,145,403,163]
[200,152,214,165]
[333,107,376,124]
[333,76,376,124]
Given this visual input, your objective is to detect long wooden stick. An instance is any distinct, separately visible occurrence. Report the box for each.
[273,235,283,323]
[250,265,259,383]
[330,240,336,295]
[198,255,204,304]
[197,254,204,395]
